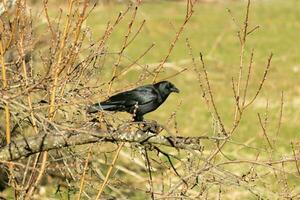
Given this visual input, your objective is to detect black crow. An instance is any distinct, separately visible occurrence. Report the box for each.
[87,81,179,121]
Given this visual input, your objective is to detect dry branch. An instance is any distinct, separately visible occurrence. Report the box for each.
[0,129,205,161]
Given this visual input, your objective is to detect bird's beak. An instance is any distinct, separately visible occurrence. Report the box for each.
[171,87,180,93]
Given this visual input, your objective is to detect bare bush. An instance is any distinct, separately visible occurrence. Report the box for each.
[0,0,299,199]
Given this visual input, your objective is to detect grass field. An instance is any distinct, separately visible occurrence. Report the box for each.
[80,0,300,141]
[62,0,300,198]
[82,1,300,198]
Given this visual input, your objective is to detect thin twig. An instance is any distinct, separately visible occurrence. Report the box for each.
[244,53,273,108]
[95,142,124,199]
[275,91,284,137]
[0,36,10,145]
[257,113,273,149]
[291,142,300,176]
[199,52,226,135]
[152,0,193,83]
[144,148,155,200]
[242,49,254,107]
[77,145,92,200]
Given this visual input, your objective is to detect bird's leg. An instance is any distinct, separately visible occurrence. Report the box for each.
[133,114,143,122]
[139,120,162,134]
[132,103,140,121]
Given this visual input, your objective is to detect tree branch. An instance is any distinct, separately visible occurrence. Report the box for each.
[0,129,205,161]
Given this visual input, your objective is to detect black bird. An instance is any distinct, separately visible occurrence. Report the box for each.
[87,81,179,121]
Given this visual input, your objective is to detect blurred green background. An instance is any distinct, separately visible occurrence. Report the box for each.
[26,0,300,198]
[73,0,300,143]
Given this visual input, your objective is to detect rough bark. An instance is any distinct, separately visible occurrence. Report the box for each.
[0,129,204,161]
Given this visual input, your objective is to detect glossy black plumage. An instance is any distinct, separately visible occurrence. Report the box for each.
[87,81,179,121]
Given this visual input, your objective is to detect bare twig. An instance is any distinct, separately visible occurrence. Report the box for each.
[95,142,124,199]
[77,145,92,200]
[257,113,273,149]
[291,142,300,176]
[199,52,226,135]
[244,53,273,109]
[152,0,194,83]
[241,49,254,107]
[275,91,284,137]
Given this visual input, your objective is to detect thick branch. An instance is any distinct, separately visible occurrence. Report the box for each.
[0,130,204,161]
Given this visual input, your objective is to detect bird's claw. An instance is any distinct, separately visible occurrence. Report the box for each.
[138,120,162,134]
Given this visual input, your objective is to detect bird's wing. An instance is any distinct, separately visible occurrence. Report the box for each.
[108,85,159,106]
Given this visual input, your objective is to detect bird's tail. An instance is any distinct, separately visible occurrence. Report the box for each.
[87,102,124,113]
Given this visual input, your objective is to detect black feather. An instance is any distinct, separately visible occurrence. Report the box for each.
[87,81,179,121]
